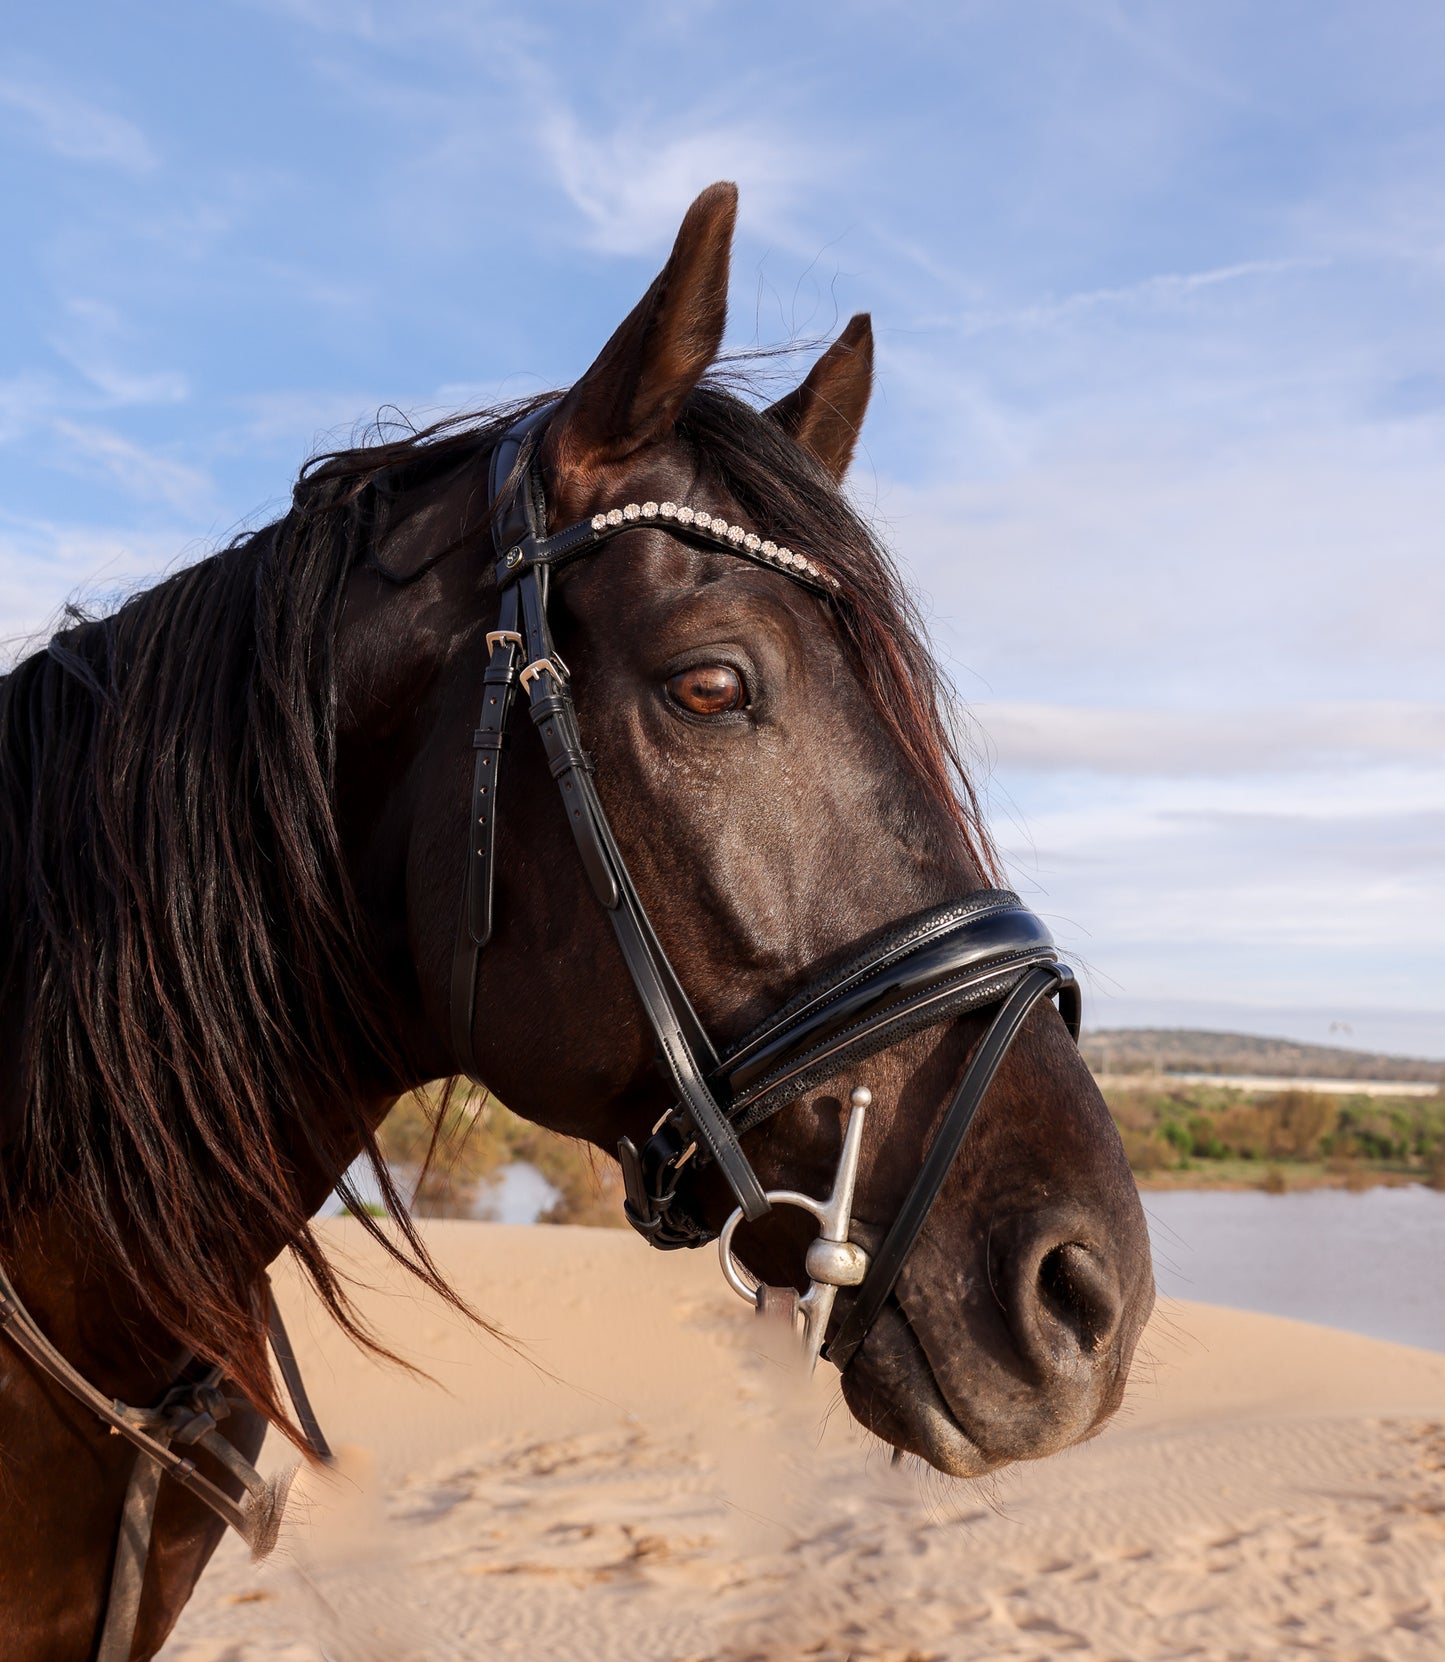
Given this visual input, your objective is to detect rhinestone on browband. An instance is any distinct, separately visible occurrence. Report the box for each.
[590,500,839,588]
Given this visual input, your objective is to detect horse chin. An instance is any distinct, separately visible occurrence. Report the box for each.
[837,1295,1125,1478]
[836,1301,1004,1479]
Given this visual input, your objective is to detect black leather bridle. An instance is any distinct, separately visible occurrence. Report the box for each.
[450,404,1082,1368]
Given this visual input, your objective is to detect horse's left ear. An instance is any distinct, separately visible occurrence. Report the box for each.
[766,313,874,481]
[543,182,737,490]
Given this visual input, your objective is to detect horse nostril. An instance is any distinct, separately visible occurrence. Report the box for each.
[998,1224,1128,1384]
[1035,1241,1121,1356]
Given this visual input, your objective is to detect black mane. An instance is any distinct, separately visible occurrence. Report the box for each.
[0,470,456,1439]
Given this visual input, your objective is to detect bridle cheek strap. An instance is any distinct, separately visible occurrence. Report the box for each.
[448,403,769,1219]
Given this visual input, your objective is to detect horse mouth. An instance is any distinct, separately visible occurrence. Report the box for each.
[836,1297,1003,1478]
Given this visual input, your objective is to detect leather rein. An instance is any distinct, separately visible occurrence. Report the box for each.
[450,403,1083,1363]
[0,1261,330,1660]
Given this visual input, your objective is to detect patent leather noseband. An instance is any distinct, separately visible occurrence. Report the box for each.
[450,403,1082,1365]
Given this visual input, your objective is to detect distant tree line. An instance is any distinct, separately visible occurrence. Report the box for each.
[1105,1079,1445,1190]
[1082,1027,1445,1084]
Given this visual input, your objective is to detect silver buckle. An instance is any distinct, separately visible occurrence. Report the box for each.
[518,657,561,692]
[717,1086,872,1374]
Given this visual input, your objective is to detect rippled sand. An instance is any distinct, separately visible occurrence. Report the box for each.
[159,1219,1445,1662]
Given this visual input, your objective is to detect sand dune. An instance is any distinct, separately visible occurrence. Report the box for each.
[158,1220,1445,1661]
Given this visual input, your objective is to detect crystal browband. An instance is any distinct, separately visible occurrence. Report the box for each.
[588,500,839,589]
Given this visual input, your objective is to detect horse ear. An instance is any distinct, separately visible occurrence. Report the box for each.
[543,182,737,484]
[766,313,874,481]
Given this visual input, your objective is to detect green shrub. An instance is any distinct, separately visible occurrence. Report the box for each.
[1262,1090,1336,1159]
[374,1086,628,1227]
[1120,1128,1171,1173]
[1162,1120,1192,1156]
[1215,1104,1271,1159]
[1185,1114,1226,1159]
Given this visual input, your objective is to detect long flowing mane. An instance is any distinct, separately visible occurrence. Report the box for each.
[0,381,993,1440]
[0,456,468,1443]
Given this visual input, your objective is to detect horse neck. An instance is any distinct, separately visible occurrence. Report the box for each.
[0,1078,399,1411]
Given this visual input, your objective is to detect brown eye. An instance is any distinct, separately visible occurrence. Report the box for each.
[667,664,746,715]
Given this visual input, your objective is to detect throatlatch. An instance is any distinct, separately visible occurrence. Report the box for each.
[450,404,1083,1367]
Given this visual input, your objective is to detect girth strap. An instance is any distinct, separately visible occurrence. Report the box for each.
[268,1292,333,1463]
[0,1267,255,1542]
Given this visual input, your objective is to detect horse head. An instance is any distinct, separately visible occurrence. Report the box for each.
[335,183,1154,1476]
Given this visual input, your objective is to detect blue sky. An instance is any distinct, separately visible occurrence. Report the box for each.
[3,2,1443,1054]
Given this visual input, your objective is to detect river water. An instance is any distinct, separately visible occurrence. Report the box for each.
[1143,1184,1445,1353]
[325,1162,1445,1354]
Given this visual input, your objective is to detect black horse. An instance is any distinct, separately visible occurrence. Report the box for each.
[0,183,1152,1659]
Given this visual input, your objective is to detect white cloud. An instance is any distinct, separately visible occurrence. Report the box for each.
[48,421,213,516]
[973,702,1445,776]
[540,108,823,259]
[0,72,157,173]
[49,299,189,408]
[989,758,1445,1026]
[0,518,196,659]
[879,423,1445,708]
[4,0,1442,1059]
[950,258,1325,339]
[0,373,60,446]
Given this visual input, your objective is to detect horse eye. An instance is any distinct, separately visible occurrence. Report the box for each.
[667,664,746,715]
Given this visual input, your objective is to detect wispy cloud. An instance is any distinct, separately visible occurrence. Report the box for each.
[0,373,60,446]
[540,108,823,258]
[48,298,189,407]
[5,0,1444,1054]
[951,258,1326,337]
[0,69,156,173]
[879,420,1445,709]
[0,517,195,658]
[49,421,213,515]
[975,702,1445,777]
[993,762,1445,1006]
[1069,0,1255,108]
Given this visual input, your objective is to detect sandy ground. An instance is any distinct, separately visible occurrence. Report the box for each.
[158,1220,1445,1662]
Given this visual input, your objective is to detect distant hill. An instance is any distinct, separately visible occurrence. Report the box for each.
[1080,1027,1445,1085]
